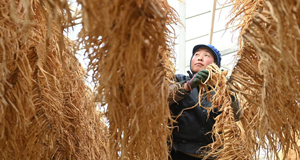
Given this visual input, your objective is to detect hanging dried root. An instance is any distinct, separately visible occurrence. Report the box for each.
[225,0,265,46]
[227,0,300,159]
[0,0,109,159]
[194,63,248,160]
[77,0,179,159]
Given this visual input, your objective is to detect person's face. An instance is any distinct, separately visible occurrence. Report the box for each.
[191,47,215,73]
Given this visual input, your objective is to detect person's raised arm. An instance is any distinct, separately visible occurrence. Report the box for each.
[168,70,209,105]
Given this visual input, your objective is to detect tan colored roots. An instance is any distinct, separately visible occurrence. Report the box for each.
[225,0,265,46]
[7,0,300,159]
[228,0,300,159]
[0,0,109,159]
[194,64,248,160]
[77,0,179,159]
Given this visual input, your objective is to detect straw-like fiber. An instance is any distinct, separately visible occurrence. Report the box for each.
[0,0,109,159]
[225,0,265,46]
[192,64,248,159]
[279,136,300,159]
[77,0,178,159]
[228,0,300,159]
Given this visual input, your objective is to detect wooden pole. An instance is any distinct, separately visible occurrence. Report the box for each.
[209,0,217,44]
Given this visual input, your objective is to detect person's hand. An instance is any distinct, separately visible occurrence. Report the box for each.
[186,70,209,89]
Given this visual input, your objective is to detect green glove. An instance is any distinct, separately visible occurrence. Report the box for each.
[186,70,209,89]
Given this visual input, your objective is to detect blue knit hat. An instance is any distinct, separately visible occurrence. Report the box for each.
[192,44,221,67]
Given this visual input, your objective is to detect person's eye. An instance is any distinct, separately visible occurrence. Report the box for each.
[205,54,210,57]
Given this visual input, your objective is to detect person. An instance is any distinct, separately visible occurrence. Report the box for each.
[168,44,241,160]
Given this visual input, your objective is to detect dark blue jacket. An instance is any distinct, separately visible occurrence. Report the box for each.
[169,74,222,155]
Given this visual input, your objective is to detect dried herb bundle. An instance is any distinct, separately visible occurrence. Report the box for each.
[228,0,300,159]
[0,0,109,159]
[192,64,247,159]
[77,0,178,159]
[225,0,265,46]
